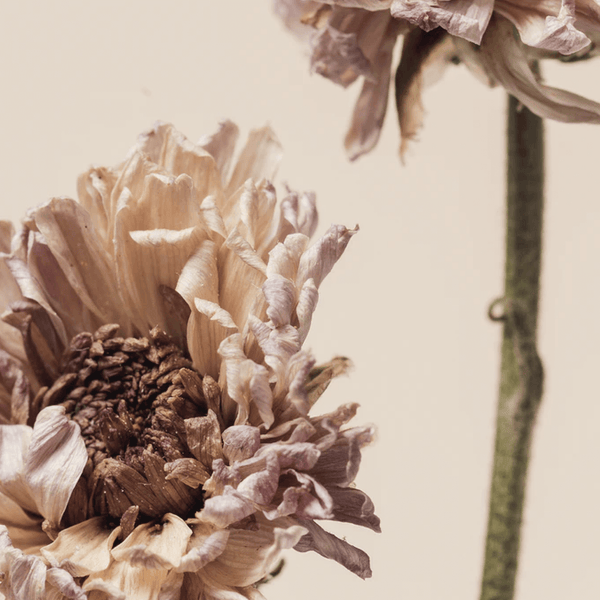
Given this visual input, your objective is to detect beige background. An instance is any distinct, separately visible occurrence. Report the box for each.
[1,2,599,599]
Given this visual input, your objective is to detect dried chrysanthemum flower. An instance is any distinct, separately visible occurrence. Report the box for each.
[0,122,378,600]
[275,0,600,158]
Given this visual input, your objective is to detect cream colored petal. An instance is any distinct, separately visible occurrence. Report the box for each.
[294,518,372,579]
[265,234,309,284]
[0,221,14,253]
[76,166,118,254]
[111,514,191,570]
[318,0,392,7]
[275,194,317,243]
[27,232,100,340]
[203,519,307,588]
[0,350,31,425]
[40,517,120,577]
[32,198,126,327]
[45,568,86,600]
[263,273,297,327]
[496,0,591,54]
[480,15,600,123]
[176,240,219,305]
[176,522,230,573]
[391,0,494,44]
[185,410,224,470]
[164,458,210,488]
[225,128,283,199]
[153,124,222,205]
[116,225,206,335]
[296,278,319,345]
[187,299,238,380]
[296,224,357,290]
[198,120,240,183]
[0,494,48,552]
[237,180,278,254]
[219,336,274,428]
[24,406,88,533]
[345,17,399,160]
[0,423,37,514]
[83,559,171,600]
[282,351,316,417]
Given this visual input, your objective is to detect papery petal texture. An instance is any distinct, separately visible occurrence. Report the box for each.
[276,0,600,157]
[0,122,378,599]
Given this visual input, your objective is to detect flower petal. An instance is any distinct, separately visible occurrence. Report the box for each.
[202,517,307,588]
[24,406,87,534]
[294,518,372,579]
[391,0,494,44]
[40,517,120,577]
[111,514,192,570]
[479,15,600,123]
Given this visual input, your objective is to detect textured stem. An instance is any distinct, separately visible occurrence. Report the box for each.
[479,94,545,600]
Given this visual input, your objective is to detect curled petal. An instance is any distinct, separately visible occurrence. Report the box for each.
[294,519,372,579]
[479,15,600,123]
[111,514,192,570]
[24,406,88,533]
[40,517,120,577]
[296,224,358,290]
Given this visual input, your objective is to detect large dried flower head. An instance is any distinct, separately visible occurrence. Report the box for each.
[0,122,378,600]
[275,0,600,158]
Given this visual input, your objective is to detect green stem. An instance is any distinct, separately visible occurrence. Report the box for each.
[479,94,545,600]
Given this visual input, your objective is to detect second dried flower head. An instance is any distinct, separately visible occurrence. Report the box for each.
[276,0,600,158]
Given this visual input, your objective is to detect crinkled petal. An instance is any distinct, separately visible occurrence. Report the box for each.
[176,522,230,573]
[391,0,494,44]
[497,0,591,54]
[296,224,358,290]
[45,568,87,600]
[294,518,372,579]
[198,120,240,183]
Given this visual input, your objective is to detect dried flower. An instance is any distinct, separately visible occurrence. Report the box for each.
[275,0,600,158]
[0,122,377,600]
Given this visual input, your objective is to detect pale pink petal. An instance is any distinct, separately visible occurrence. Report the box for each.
[222,426,261,463]
[496,0,591,54]
[275,193,318,242]
[345,17,400,160]
[3,547,47,600]
[294,518,372,579]
[480,15,600,123]
[391,0,494,44]
[24,406,88,534]
[176,522,230,573]
[45,568,87,600]
[296,224,358,290]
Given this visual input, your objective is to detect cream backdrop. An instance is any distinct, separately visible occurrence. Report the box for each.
[1,2,599,599]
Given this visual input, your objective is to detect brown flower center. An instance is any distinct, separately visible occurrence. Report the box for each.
[34,324,213,535]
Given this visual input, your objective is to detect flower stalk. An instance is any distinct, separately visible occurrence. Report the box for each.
[480,93,545,600]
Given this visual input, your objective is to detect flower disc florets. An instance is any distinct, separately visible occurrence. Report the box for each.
[0,122,377,600]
